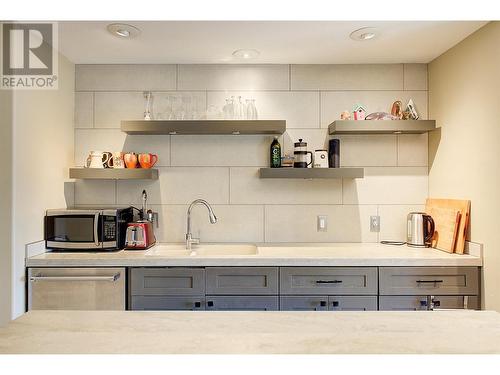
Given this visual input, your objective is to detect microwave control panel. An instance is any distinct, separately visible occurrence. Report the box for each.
[103,216,117,241]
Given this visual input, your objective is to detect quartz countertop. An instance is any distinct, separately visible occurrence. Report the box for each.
[26,242,482,267]
[0,310,499,354]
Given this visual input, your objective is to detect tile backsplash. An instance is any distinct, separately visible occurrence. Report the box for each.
[74,63,429,243]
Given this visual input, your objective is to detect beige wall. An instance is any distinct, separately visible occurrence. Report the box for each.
[428,22,500,310]
[74,63,429,244]
[11,53,75,317]
[0,89,13,326]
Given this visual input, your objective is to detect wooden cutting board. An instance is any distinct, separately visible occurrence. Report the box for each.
[425,198,471,254]
[424,206,460,253]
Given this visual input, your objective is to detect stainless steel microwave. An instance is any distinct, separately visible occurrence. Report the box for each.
[44,207,134,251]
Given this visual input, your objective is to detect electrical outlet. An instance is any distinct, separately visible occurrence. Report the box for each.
[370,215,380,232]
[317,215,328,232]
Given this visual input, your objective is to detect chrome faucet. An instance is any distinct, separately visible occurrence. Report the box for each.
[186,199,217,250]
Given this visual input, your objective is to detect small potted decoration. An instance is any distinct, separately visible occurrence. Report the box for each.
[352,104,367,120]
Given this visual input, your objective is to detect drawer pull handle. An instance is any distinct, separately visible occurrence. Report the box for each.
[207,301,214,307]
[319,301,327,307]
[194,302,201,308]
[29,274,120,283]
[332,301,339,307]
[416,280,444,284]
[316,280,343,284]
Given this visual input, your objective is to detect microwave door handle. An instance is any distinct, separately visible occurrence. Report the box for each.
[94,212,100,247]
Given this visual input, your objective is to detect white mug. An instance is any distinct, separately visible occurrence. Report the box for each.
[313,150,329,168]
[85,151,109,169]
[112,152,125,169]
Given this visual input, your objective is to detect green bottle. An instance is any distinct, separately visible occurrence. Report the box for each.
[270,137,281,168]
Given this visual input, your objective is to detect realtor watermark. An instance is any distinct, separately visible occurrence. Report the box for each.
[1,22,58,89]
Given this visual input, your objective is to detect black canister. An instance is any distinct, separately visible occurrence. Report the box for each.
[328,139,340,168]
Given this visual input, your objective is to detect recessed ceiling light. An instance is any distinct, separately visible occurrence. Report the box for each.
[349,27,378,41]
[232,49,260,59]
[107,23,141,39]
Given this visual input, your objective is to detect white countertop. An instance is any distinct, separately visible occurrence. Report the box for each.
[0,310,499,354]
[26,242,482,267]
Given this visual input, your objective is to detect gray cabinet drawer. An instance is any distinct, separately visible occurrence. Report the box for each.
[205,296,278,311]
[280,267,378,295]
[280,296,329,311]
[379,295,479,311]
[280,295,377,311]
[328,296,378,311]
[206,267,278,295]
[131,296,205,310]
[130,268,205,296]
[379,267,479,295]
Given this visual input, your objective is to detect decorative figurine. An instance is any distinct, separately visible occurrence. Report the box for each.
[405,99,419,120]
[340,110,351,120]
[391,100,403,119]
[352,104,367,120]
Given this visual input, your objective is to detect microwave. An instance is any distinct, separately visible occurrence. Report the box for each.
[45,207,134,251]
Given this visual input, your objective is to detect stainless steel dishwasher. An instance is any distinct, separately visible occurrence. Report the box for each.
[28,268,126,310]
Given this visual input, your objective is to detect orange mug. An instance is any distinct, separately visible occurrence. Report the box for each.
[124,153,138,169]
[138,153,158,169]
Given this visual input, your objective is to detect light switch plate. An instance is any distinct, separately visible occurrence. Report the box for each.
[370,215,380,232]
[317,215,328,232]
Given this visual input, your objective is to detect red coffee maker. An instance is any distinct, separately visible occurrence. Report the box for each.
[125,189,156,250]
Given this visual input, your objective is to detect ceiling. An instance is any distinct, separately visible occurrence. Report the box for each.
[58,21,487,64]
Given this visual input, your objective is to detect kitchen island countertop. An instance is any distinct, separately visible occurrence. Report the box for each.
[26,242,482,267]
[0,310,499,354]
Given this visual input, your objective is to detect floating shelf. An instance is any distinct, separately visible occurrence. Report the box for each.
[121,120,286,135]
[69,168,159,180]
[328,120,436,135]
[259,168,364,179]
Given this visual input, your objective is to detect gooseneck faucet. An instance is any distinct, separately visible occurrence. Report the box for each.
[186,199,217,250]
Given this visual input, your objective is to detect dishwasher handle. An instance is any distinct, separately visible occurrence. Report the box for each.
[29,273,121,283]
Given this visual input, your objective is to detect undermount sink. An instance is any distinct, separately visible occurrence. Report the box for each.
[145,244,258,257]
[193,245,258,256]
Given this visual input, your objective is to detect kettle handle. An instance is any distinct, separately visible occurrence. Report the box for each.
[423,215,435,244]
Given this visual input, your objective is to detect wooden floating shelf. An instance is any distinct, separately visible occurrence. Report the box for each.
[328,120,436,135]
[69,168,159,180]
[121,120,286,135]
[259,168,364,179]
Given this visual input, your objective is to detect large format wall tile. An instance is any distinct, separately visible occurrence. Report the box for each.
[321,90,428,126]
[291,64,403,90]
[171,135,273,167]
[404,64,428,91]
[73,64,430,244]
[397,134,428,167]
[336,135,397,167]
[230,167,342,204]
[75,64,177,91]
[117,167,230,205]
[343,167,428,205]
[152,204,264,243]
[74,92,93,128]
[378,204,425,242]
[178,64,289,90]
[75,129,171,167]
[74,180,116,205]
[265,205,378,243]
[207,91,319,128]
[94,92,144,128]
